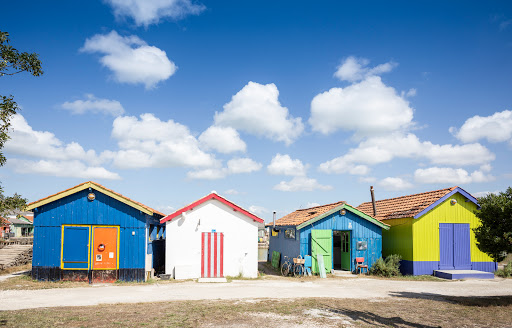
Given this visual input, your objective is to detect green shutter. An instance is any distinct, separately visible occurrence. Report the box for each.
[311,229,332,274]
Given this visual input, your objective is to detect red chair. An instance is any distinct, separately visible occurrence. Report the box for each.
[355,257,368,274]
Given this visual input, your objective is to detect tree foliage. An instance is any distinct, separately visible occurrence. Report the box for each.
[1,30,43,166]
[474,187,512,262]
[0,30,43,214]
[0,190,27,217]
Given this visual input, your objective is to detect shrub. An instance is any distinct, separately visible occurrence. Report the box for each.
[496,262,512,278]
[370,254,402,277]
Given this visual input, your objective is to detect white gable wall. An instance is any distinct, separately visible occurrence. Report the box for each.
[165,199,260,279]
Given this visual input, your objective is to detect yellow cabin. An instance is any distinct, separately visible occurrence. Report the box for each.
[357,187,496,275]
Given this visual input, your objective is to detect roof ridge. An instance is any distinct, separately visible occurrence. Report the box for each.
[297,201,345,211]
[90,182,165,217]
[27,181,164,217]
[161,192,264,224]
[359,187,455,205]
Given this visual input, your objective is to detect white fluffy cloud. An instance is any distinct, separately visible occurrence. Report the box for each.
[305,202,321,208]
[309,76,414,137]
[334,56,397,82]
[61,94,125,116]
[472,190,500,198]
[405,88,417,97]
[315,57,498,182]
[105,0,205,27]
[414,167,494,184]
[186,168,226,180]
[155,205,175,214]
[267,154,307,176]
[8,159,120,180]
[187,157,262,180]
[5,114,103,165]
[199,126,246,154]
[450,110,512,144]
[273,176,333,192]
[249,205,270,216]
[319,133,495,175]
[318,159,369,175]
[81,31,177,89]
[4,114,120,179]
[214,82,304,145]
[227,158,262,174]
[378,177,413,191]
[109,113,217,169]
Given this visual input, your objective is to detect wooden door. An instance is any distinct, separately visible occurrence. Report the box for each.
[201,232,224,278]
[340,231,351,271]
[92,226,119,270]
[61,225,90,270]
[439,223,471,270]
[311,229,332,274]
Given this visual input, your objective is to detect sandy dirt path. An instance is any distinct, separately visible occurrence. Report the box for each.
[1,277,512,311]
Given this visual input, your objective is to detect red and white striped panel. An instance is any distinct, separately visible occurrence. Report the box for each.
[201,232,224,278]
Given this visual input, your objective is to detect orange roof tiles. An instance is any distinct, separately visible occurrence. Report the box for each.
[27,181,165,217]
[0,217,10,226]
[357,187,457,220]
[271,201,346,227]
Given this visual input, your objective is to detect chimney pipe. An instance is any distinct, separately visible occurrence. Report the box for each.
[370,186,377,217]
[272,211,276,231]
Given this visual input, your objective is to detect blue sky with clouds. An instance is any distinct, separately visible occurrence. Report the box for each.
[1,1,512,220]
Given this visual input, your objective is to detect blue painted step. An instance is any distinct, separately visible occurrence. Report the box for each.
[434,270,494,280]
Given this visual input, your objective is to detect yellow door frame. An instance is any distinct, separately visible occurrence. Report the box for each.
[91,225,120,270]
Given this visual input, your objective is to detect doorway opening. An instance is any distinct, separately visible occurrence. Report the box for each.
[333,230,351,270]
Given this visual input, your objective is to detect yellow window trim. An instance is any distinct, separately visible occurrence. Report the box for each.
[60,224,121,271]
[61,224,91,271]
[91,225,120,271]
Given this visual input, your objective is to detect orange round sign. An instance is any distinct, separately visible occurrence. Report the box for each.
[97,244,105,251]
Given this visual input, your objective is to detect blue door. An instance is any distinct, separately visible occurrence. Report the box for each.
[439,223,471,270]
[453,224,471,269]
[62,226,90,269]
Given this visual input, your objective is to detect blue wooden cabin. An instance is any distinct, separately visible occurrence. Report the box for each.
[27,181,165,282]
[268,202,389,273]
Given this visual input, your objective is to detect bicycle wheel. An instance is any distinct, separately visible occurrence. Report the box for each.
[281,262,290,276]
[294,264,304,277]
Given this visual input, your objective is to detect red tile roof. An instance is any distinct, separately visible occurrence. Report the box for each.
[27,181,165,217]
[0,217,10,226]
[356,187,457,220]
[270,201,346,227]
[23,215,33,223]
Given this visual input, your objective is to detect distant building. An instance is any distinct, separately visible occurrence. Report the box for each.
[0,217,10,238]
[7,217,33,237]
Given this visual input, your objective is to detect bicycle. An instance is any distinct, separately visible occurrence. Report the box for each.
[293,256,305,277]
[280,255,292,276]
[281,255,306,277]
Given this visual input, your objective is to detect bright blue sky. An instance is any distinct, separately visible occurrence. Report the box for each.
[2,1,512,220]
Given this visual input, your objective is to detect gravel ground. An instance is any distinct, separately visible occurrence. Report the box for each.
[1,276,511,311]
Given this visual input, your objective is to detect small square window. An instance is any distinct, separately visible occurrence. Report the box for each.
[285,229,295,239]
[356,241,367,251]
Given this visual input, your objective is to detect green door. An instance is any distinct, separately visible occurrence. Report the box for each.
[340,231,351,271]
[311,229,332,274]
